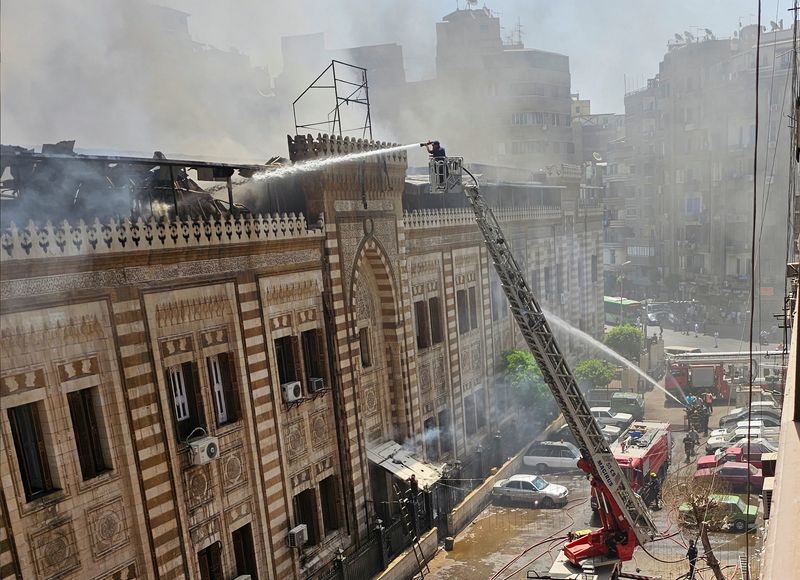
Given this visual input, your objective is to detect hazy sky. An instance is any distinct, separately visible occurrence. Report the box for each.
[160,0,793,112]
[0,0,794,156]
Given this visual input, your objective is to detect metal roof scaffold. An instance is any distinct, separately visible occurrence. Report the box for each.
[292,60,373,140]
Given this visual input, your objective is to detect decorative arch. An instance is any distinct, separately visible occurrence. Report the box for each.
[348,234,413,445]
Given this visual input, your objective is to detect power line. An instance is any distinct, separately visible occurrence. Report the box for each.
[746,0,763,566]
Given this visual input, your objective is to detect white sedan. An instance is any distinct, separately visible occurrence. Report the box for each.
[492,474,569,509]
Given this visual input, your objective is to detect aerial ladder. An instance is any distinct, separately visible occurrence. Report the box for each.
[435,156,660,576]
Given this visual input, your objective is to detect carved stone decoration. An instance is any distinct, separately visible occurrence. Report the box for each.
[1,367,47,396]
[0,315,104,357]
[263,278,320,305]
[290,467,312,488]
[363,385,379,417]
[159,334,194,359]
[95,560,138,580]
[418,364,432,392]
[433,356,445,386]
[269,313,293,332]
[309,411,329,449]
[184,465,211,508]
[2,249,323,301]
[87,497,129,559]
[31,520,80,578]
[355,282,375,322]
[222,447,247,492]
[285,419,308,462]
[314,455,334,476]
[225,499,253,528]
[57,356,100,383]
[156,294,230,328]
[201,327,228,348]
[190,516,220,546]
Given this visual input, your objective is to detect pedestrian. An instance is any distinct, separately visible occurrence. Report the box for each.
[704,392,714,414]
[687,540,698,579]
[694,322,699,338]
[700,407,709,436]
[683,432,695,462]
[659,323,663,339]
[714,330,719,348]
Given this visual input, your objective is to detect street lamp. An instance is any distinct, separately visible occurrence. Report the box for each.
[618,261,632,324]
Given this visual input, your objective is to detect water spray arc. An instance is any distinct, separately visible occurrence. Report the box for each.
[254,142,419,182]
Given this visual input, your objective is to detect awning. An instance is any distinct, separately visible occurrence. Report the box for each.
[367,440,442,489]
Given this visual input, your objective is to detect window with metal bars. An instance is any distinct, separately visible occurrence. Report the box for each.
[206,353,240,427]
[167,362,205,441]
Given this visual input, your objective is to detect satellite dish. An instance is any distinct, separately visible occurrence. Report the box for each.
[593,152,603,162]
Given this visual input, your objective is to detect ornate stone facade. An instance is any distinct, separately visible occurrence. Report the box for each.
[0,133,603,579]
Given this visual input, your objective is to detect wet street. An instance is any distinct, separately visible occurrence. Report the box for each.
[428,385,765,579]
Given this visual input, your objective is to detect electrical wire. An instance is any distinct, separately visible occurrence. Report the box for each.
[746,0,763,568]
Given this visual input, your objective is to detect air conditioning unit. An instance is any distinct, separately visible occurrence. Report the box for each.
[287,524,308,548]
[281,380,303,403]
[188,436,220,465]
[762,477,775,520]
[308,377,325,394]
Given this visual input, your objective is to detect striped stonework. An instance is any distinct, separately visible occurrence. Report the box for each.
[325,223,371,538]
[478,246,496,430]
[0,488,19,579]
[112,294,187,579]
[235,278,290,579]
[442,255,467,457]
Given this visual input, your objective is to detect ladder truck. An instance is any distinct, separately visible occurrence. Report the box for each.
[450,164,660,576]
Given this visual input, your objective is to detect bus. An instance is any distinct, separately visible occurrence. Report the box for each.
[604,296,642,325]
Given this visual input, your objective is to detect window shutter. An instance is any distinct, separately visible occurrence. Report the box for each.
[181,361,204,439]
[68,391,94,479]
[219,352,240,423]
[30,404,53,490]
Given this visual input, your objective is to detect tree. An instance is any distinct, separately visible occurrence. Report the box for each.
[664,472,730,580]
[574,359,614,390]
[504,349,550,409]
[604,324,643,362]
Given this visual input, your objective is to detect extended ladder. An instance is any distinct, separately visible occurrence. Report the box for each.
[462,183,659,550]
[393,483,429,579]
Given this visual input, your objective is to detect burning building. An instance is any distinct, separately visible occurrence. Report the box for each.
[0,134,603,579]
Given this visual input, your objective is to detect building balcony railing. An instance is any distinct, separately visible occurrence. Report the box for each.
[403,206,562,230]
[0,212,324,262]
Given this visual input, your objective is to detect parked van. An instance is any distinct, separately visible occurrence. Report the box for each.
[610,392,645,420]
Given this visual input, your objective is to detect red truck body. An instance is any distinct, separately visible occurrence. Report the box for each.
[609,421,672,491]
[665,362,730,402]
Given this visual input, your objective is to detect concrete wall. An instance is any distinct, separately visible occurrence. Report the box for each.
[375,528,438,580]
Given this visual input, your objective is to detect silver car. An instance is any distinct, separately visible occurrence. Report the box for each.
[491,473,569,508]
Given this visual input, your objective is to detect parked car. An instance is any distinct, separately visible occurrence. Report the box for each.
[678,494,758,532]
[719,405,781,428]
[706,427,766,454]
[610,392,645,421]
[523,441,581,473]
[590,407,634,430]
[492,474,569,508]
[693,461,764,492]
[546,423,619,445]
[710,420,765,439]
[697,439,777,470]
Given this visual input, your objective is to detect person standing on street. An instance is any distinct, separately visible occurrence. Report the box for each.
[687,540,698,579]
[714,330,719,348]
[694,322,699,338]
[704,392,714,414]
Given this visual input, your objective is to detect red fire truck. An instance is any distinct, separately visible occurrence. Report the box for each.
[665,362,730,404]
[591,421,672,510]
